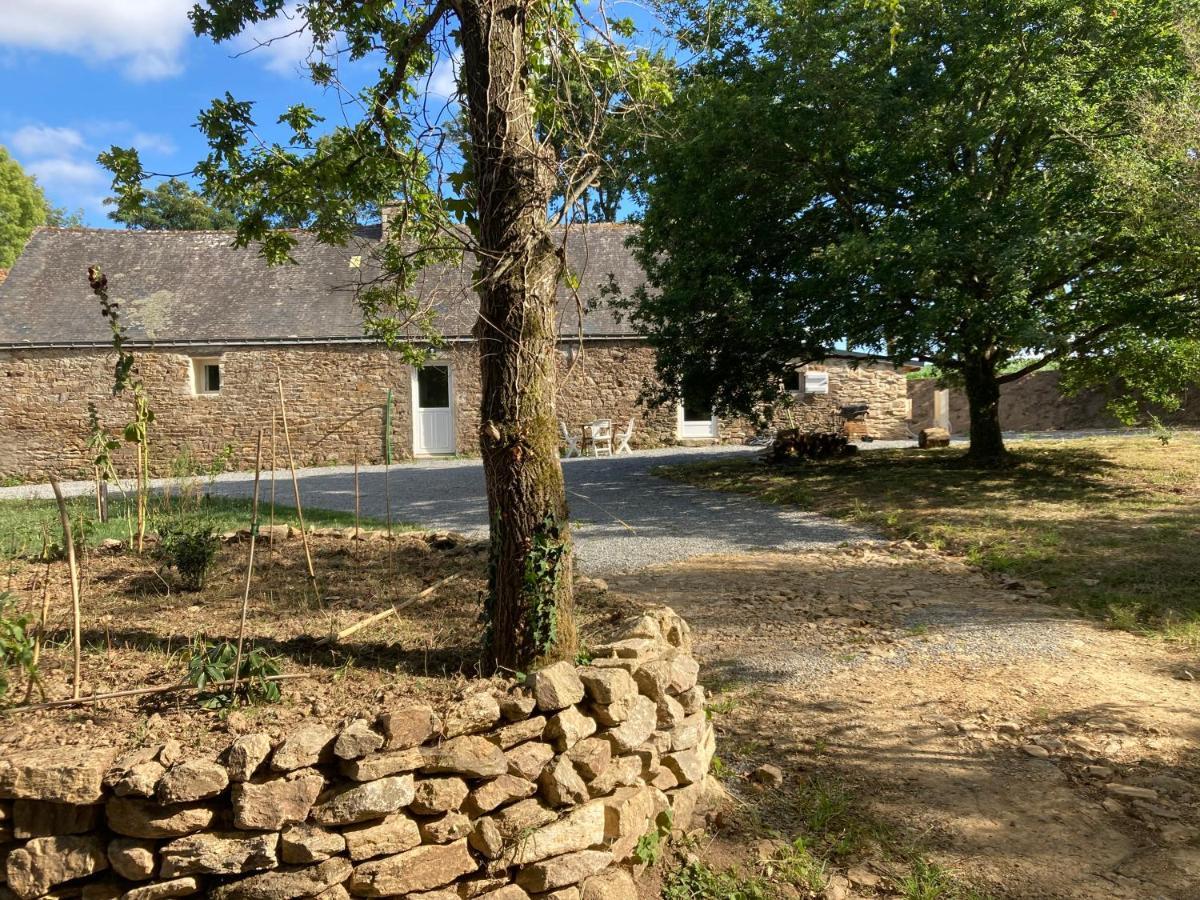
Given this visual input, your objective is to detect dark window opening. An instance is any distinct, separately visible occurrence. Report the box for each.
[417,365,450,409]
[203,364,221,393]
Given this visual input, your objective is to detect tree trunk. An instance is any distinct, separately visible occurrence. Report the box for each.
[961,353,1007,464]
[459,0,577,670]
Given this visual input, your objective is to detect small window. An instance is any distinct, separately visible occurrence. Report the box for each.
[784,370,804,394]
[804,371,830,394]
[192,358,222,395]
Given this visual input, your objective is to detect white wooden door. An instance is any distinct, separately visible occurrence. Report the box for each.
[677,399,719,439]
[412,364,455,456]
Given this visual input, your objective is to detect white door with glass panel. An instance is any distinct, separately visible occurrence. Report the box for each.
[412,364,455,456]
[677,396,719,439]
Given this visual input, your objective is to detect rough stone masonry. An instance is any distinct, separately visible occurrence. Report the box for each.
[0,606,715,900]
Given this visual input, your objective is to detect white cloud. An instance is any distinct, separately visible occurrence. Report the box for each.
[0,0,193,81]
[9,125,86,159]
[131,132,177,156]
[26,157,106,190]
[427,52,461,100]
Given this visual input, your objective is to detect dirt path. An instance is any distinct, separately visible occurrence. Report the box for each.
[610,545,1200,899]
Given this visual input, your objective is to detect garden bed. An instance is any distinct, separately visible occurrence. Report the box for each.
[0,526,634,755]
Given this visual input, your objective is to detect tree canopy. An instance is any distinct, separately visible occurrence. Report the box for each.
[0,147,52,268]
[106,178,237,230]
[631,0,1200,460]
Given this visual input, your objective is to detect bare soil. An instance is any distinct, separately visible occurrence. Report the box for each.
[0,531,630,755]
[612,545,1200,899]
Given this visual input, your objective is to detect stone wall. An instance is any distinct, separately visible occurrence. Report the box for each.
[0,607,713,900]
[0,341,911,480]
[908,371,1200,434]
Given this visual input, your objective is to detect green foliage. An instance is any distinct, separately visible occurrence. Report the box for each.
[154,514,220,591]
[0,593,39,705]
[106,178,237,230]
[0,146,49,269]
[185,638,282,709]
[522,514,569,657]
[632,0,1200,458]
[661,860,769,900]
[633,809,673,865]
[1059,336,1200,426]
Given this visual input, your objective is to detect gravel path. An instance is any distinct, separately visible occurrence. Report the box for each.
[0,446,873,575]
[202,446,873,574]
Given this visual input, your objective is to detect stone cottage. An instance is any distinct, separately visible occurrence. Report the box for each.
[0,224,912,479]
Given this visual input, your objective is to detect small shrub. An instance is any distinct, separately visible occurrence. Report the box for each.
[185,638,282,709]
[0,593,39,705]
[155,515,220,590]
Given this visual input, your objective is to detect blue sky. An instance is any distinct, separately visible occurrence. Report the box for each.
[0,1,460,227]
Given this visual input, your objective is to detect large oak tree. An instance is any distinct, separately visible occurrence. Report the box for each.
[105,0,668,668]
[632,0,1200,461]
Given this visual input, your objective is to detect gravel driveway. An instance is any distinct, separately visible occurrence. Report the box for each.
[187,446,872,574]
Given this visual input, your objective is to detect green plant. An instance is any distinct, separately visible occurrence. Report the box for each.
[662,860,769,900]
[633,809,672,866]
[523,513,569,657]
[0,593,41,704]
[185,638,282,709]
[760,837,827,893]
[155,515,220,591]
[898,858,987,900]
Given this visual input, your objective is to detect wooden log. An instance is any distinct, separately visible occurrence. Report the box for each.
[49,477,83,700]
[317,574,460,645]
[232,429,265,701]
[6,674,308,713]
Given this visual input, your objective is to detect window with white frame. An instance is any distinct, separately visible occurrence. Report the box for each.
[191,358,222,395]
[786,369,830,395]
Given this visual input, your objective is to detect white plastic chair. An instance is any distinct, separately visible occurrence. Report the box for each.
[616,417,635,454]
[559,421,580,458]
[586,419,614,457]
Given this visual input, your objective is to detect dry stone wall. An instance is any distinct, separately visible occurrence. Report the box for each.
[908,371,1200,434]
[0,607,713,900]
[0,340,911,480]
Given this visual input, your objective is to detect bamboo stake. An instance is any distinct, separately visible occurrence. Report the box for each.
[49,477,83,700]
[276,375,317,593]
[33,525,51,667]
[6,673,308,713]
[232,429,265,702]
[318,574,459,645]
[384,456,393,539]
[269,411,277,568]
[353,459,361,555]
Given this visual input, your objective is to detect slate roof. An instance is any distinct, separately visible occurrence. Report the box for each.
[0,224,644,349]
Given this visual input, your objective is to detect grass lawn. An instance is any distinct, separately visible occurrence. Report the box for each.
[0,490,396,560]
[656,433,1200,642]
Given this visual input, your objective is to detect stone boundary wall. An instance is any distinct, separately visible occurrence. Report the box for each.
[908,371,1200,434]
[0,607,713,900]
[0,341,910,480]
